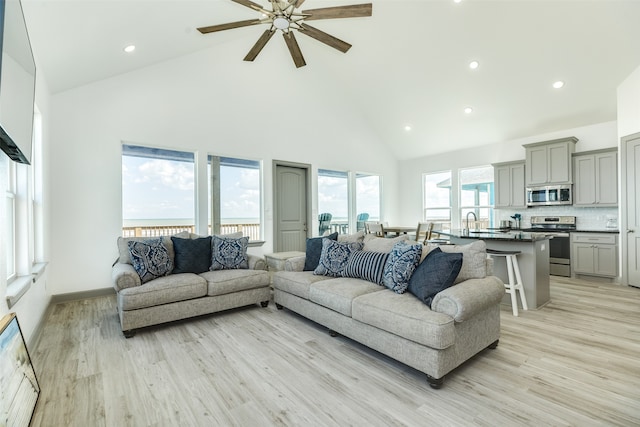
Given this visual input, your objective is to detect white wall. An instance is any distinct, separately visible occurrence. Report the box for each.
[48,44,399,295]
[397,121,618,226]
[617,65,640,138]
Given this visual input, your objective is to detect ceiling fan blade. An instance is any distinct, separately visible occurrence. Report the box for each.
[232,0,266,12]
[294,0,306,7]
[298,23,351,53]
[244,29,276,61]
[197,19,262,34]
[283,31,306,68]
[302,3,372,21]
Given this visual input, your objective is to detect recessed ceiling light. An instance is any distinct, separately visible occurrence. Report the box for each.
[123,45,136,53]
[553,81,565,89]
[404,125,412,132]
[464,107,473,114]
[469,60,479,70]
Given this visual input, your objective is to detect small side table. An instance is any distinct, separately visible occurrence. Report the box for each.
[264,251,305,272]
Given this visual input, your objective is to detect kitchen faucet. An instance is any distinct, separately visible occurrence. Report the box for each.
[465,211,478,234]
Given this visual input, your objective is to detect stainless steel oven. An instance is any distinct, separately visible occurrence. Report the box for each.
[526,216,576,277]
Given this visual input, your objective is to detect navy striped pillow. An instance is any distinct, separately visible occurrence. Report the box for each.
[342,250,389,285]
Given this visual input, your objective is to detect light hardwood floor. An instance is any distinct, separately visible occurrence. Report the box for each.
[29,277,640,426]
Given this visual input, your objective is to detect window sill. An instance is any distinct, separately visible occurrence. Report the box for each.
[6,262,48,309]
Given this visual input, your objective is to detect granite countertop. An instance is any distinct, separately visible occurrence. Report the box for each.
[573,229,619,234]
[439,229,551,242]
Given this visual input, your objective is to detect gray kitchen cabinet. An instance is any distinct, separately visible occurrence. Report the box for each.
[524,137,578,186]
[573,148,618,207]
[493,160,526,208]
[572,233,618,278]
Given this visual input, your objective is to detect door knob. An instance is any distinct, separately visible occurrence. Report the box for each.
[628,229,636,233]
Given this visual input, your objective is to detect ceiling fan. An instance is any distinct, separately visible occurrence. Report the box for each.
[197,0,373,68]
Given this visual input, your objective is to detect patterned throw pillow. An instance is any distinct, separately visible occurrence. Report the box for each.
[382,241,423,294]
[304,232,338,271]
[127,238,173,284]
[314,239,364,277]
[171,236,212,274]
[408,247,463,307]
[342,250,389,285]
[210,236,250,270]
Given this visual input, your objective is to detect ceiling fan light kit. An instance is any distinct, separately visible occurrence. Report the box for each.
[197,0,373,68]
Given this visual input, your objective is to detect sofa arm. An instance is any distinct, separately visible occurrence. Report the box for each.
[112,262,141,292]
[248,254,267,271]
[431,276,504,323]
[284,255,306,272]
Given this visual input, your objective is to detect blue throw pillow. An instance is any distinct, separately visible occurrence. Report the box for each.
[127,238,173,283]
[408,247,463,307]
[314,239,364,277]
[304,232,338,271]
[342,250,389,285]
[171,236,212,274]
[382,241,423,294]
[210,235,250,270]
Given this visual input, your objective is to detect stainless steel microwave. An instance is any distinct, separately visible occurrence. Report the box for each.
[526,185,572,206]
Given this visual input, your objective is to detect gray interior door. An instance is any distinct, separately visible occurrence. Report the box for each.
[275,165,308,252]
[625,133,640,287]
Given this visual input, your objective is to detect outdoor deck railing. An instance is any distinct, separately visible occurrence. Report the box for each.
[122,223,261,241]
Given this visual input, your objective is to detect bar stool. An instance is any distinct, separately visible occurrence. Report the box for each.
[486,249,528,316]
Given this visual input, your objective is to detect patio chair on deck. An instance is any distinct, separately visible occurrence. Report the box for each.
[356,213,369,232]
[318,213,332,236]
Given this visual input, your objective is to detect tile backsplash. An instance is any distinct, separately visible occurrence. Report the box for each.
[495,206,618,231]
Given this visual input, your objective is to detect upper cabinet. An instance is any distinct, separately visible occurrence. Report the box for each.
[493,160,526,208]
[573,148,618,207]
[524,137,578,186]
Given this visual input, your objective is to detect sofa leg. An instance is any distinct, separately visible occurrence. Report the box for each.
[488,339,499,349]
[260,301,269,308]
[328,329,339,337]
[426,374,444,389]
[123,330,136,339]
[275,303,284,310]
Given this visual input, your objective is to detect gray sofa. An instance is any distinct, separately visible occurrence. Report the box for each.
[112,233,271,337]
[272,236,505,388]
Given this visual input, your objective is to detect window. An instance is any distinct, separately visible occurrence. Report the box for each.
[459,166,494,229]
[208,156,262,241]
[355,173,381,225]
[122,145,195,237]
[5,161,16,280]
[423,171,452,230]
[317,169,348,236]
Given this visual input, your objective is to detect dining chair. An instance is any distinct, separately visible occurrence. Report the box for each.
[415,222,434,244]
[367,222,385,237]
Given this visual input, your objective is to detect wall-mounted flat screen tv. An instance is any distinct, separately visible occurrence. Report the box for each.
[0,0,36,165]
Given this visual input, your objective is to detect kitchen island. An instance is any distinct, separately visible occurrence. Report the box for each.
[438,230,551,309]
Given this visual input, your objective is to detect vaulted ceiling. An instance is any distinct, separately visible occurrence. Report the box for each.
[22,0,640,159]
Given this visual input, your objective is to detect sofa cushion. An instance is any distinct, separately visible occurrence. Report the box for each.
[200,269,270,296]
[304,232,338,271]
[342,250,389,285]
[362,234,409,253]
[352,290,456,350]
[408,248,463,307]
[272,271,332,300]
[211,236,249,270]
[309,278,381,317]
[314,239,364,277]
[118,273,207,310]
[382,241,422,294]
[127,238,173,284]
[337,230,365,243]
[118,235,177,265]
[440,240,487,284]
[171,236,212,274]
